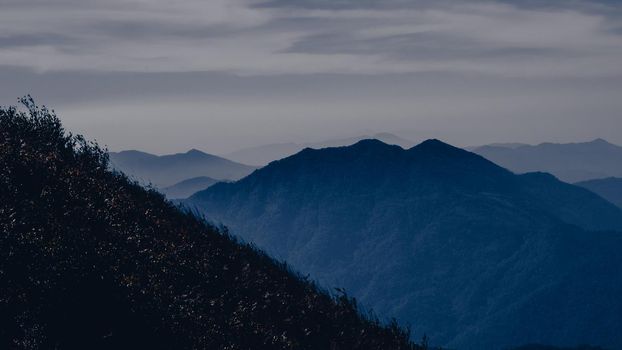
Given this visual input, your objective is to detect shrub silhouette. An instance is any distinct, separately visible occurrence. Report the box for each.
[0,97,423,349]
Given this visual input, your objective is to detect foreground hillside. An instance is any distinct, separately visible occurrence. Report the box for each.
[0,99,422,349]
[188,139,622,349]
[472,139,622,182]
[510,345,607,350]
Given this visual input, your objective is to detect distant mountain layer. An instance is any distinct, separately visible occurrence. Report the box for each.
[0,100,421,349]
[576,177,622,209]
[224,132,415,166]
[472,139,622,183]
[109,149,256,187]
[160,176,219,199]
[187,139,622,350]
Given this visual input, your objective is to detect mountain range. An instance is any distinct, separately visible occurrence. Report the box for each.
[160,176,220,199]
[109,149,256,188]
[575,177,622,209]
[224,132,415,166]
[510,346,607,350]
[471,139,622,183]
[0,99,423,349]
[187,139,622,350]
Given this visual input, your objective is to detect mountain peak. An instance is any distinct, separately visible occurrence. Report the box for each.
[589,138,611,145]
[112,149,156,158]
[351,138,393,148]
[186,148,207,155]
[410,139,467,156]
[416,138,451,148]
[179,149,225,162]
[340,138,405,156]
[292,138,401,161]
[116,149,145,155]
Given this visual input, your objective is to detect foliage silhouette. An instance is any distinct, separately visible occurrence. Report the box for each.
[0,97,423,349]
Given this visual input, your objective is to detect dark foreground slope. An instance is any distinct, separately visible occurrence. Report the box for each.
[188,139,622,350]
[0,99,422,350]
[510,345,607,350]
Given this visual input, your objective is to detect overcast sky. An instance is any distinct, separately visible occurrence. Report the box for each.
[1,0,621,154]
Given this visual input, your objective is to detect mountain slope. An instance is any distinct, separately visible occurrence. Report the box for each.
[160,176,220,199]
[575,177,622,209]
[472,139,622,182]
[510,346,607,350]
[0,99,422,349]
[109,149,256,187]
[188,139,622,350]
[224,132,414,166]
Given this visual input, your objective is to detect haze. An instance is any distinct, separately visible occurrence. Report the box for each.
[1,0,622,154]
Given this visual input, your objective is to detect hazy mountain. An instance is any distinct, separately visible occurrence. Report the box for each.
[224,143,301,167]
[188,139,622,350]
[160,176,220,199]
[486,142,529,149]
[224,132,415,166]
[0,99,423,349]
[465,142,528,151]
[108,149,256,187]
[472,139,622,183]
[575,177,622,209]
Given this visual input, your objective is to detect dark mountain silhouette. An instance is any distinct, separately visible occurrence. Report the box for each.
[188,139,622,350]
[109,149,256,188]
[575,177,622,209]
[472,139,622,183]
[160,176,220,199]
[224,132,414,166]
[0,98,424,349]
[510,345,608,350]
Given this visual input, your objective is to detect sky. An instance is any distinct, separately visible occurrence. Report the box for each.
[1,0,622,154]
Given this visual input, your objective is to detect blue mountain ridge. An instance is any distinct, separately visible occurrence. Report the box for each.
[186,139,622,349]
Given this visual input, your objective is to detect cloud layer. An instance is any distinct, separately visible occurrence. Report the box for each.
[1,0,622,154]
[1,0,622,77]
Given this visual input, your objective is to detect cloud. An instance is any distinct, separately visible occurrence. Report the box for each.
[0,0,621,77]
[2,0,622,155]
[275,2,622,77]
